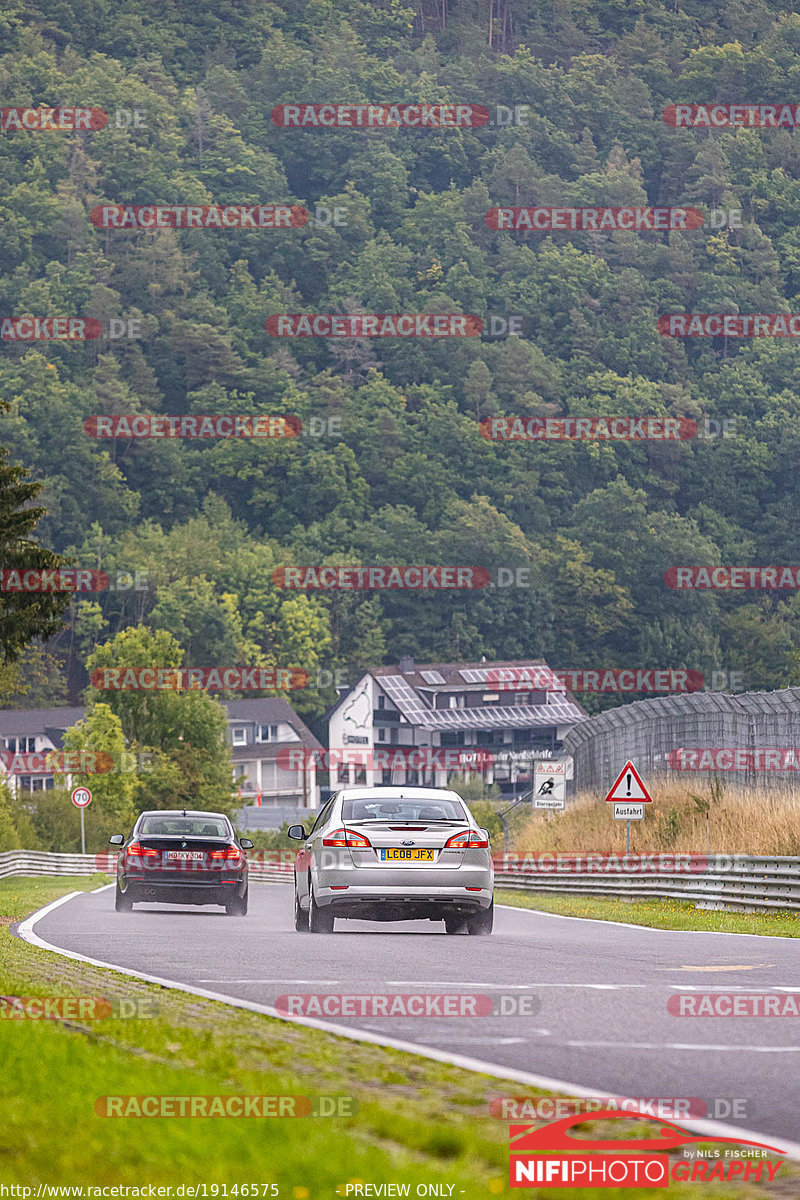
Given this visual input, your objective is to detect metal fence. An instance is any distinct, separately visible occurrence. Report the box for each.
[563,688,800,793]
[0,849,293,883]
[494,854,800,913]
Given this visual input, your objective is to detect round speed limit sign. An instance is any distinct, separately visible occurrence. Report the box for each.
[71,786,92,809]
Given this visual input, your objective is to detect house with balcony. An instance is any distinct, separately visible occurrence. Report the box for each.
[327,658,587,799]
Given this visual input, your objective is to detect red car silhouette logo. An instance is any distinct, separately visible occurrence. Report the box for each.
[511,1109,784,1155]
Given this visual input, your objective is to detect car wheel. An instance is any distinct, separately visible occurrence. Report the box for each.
[467,900,494,935]
[114,883,133,912]
[294,882,309,931]
[308,882,334,933]
[444,914,464,934]
[226,889,248,916]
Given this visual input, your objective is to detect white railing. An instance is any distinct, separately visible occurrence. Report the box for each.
[0,849,294,883]
[493,853,800,913]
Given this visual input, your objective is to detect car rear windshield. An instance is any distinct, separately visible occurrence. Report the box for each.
[138,816,230,838]
[341,798,467,822]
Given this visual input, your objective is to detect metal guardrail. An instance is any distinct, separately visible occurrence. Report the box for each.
[5,849,800,913]
[493,853,800,913]
[0,850,293,884]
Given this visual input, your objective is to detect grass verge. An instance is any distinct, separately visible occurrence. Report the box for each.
[496,889,800,937]
[0,876,793,1198]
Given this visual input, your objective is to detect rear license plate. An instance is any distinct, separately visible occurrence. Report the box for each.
[379,848,435,861]
[166,851,204,861]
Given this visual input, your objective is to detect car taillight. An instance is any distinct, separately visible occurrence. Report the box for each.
[322,828,372,848]
[209,846,242,860]
[444,830,489,849]
[126,842,158,857]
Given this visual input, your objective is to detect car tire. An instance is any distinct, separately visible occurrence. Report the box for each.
[294,882,309,931]
[308,882,334,933]
[114,883,133,912]
[467,900,494,935]
[226,889,248,916]
[444,914,464,934]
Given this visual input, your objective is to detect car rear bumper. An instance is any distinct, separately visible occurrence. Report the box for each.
[313,882,493,919]
[121,878,246,905]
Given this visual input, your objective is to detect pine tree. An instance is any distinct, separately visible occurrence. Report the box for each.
[0,435,71,662]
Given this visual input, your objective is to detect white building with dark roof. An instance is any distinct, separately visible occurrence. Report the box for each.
[327,657,587,798]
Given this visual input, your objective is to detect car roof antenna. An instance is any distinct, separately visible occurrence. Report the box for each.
[182,809,187,816]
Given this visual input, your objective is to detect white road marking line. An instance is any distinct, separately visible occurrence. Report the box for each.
[564,1040,800,1052]
[15,891,800,1164]
[387,981,645,989]
[411,1036,531,1045]
[197,979,343,984]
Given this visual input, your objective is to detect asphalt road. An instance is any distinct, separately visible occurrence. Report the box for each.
[23,884,800,1149]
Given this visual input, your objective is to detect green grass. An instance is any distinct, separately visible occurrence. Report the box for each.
[0,876,794,1198]
[496,888,800,937]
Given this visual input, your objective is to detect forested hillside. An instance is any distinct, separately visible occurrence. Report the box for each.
[3,0,800,715]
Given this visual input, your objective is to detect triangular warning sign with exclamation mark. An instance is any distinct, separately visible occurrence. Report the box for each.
[604,760,652,802]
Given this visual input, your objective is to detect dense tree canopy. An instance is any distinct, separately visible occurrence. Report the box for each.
[3,0,800,712]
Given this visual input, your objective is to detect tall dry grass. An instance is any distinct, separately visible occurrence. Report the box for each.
[516,779,800,855]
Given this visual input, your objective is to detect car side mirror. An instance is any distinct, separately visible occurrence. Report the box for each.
[239,838,254,849]
[108,834,124,846]
[287,824,307,840]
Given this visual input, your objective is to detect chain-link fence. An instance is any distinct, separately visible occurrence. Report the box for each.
[563,689,800,794]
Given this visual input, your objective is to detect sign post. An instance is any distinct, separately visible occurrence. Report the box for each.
[71,786,92,854]
[604,761,652,853]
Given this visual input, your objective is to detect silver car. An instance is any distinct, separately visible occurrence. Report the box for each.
[289,786,494,934]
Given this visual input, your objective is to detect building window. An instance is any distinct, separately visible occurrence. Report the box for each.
[381,769,392,785]
[257,724,279,743]
[377,695,385,709]
[378,728,387,742]
[515,693,529,704]
[6,737,36,753]
[231,727,247,746]
[390,728,398,744]
[408,769,420,785]
[355,767,367,785]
